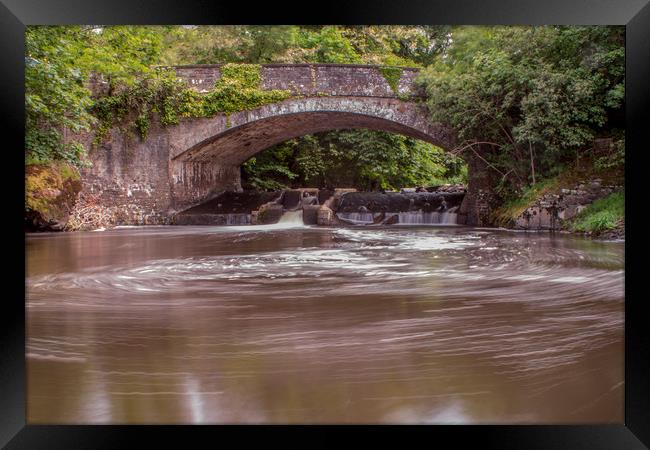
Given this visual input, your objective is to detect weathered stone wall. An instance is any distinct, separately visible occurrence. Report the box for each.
[173,63,420,97]
[78,121,173,225]
[170,161,242,212]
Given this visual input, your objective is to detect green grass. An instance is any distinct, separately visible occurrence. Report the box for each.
[570,191,624,233]
[492,176,562,227]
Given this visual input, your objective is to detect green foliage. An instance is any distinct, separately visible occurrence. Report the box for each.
[242,157,299,190]
[492,176,562,226]
[159,26,450,66]
[310,26,363,63]
[161,26,301,64]
[416,26,625,196]
[199,64,292,115]
[91,68,183,141]
[27,24,624,204]
[594,134,625,171]
[379,66,403,94]
[337,26,451,66]
[242,130,466,191]
[27,25,450,168]
[570,191,624,232]
[25,26,166,164]
[91,64,292,143]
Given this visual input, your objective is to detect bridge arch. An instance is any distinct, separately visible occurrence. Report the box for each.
[171,97,454,165]
[168,96,456,209]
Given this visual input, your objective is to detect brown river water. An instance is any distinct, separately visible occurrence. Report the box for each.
[26,224,624,424]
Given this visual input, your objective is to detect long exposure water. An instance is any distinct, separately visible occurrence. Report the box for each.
[26,224,624,424]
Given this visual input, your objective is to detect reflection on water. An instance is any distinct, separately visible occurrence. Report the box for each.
[26,225,624,424]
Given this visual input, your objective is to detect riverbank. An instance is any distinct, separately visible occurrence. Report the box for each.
[25,157,624,241]
[490,161,624,240]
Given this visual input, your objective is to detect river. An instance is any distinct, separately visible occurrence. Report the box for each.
[26,224,624,424]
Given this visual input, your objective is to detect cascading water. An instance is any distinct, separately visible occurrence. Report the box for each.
[397,206,459,225]
[225,214,252,225]
[277,210,305,226]
[227,209,305,231]
[337,212,376,223]
[337,206,459,225]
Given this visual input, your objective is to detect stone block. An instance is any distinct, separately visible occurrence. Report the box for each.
[302,205,320,225]
[257,204,283,225]
[317,206,334,226]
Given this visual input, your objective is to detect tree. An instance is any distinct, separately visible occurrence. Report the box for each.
[242,130,466,191]
[25,26,165,164]
[416,26,624,197]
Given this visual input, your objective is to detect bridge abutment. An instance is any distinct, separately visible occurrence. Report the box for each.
[459,148,500,227]
[170,161,242,212]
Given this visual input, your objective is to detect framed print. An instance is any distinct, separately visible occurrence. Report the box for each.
[3,0,649,447]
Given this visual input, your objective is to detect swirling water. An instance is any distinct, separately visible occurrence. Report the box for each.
[26,225,624,424]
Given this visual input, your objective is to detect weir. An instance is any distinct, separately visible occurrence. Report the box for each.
[337,206,460,225]
[173,187,466,227]
[335,190,464,225]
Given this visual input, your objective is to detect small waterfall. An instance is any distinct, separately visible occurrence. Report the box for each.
[398,211,439,224]
[225,214,251,225]
[277,210,304,226]
[441,206,459,224]
[398,208,458,225]
[337,208,459,225]
[336,212,376,224]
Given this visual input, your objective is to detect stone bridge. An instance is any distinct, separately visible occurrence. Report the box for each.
[81,64,494,226]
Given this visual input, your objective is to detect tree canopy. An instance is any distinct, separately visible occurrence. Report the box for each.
[416,25,624,196]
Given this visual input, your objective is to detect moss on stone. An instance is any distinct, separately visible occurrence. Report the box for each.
[200,64,292,115]
[379,66,403,95]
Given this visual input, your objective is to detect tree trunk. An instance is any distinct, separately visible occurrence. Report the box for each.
[529,140,536,185]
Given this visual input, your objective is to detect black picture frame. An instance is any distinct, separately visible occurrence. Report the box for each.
[3,1,649,447]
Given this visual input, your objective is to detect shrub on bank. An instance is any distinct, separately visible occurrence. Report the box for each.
[25,162,82,231]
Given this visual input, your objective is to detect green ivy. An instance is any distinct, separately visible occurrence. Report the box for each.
[135,113,150,140]
[92,64,292,144]
[200,64,292,115]
[379,66,403,94]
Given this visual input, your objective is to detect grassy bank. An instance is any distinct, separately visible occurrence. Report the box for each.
[491,157,624,229]
[492,177,562,227]
[570,191,624,234]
